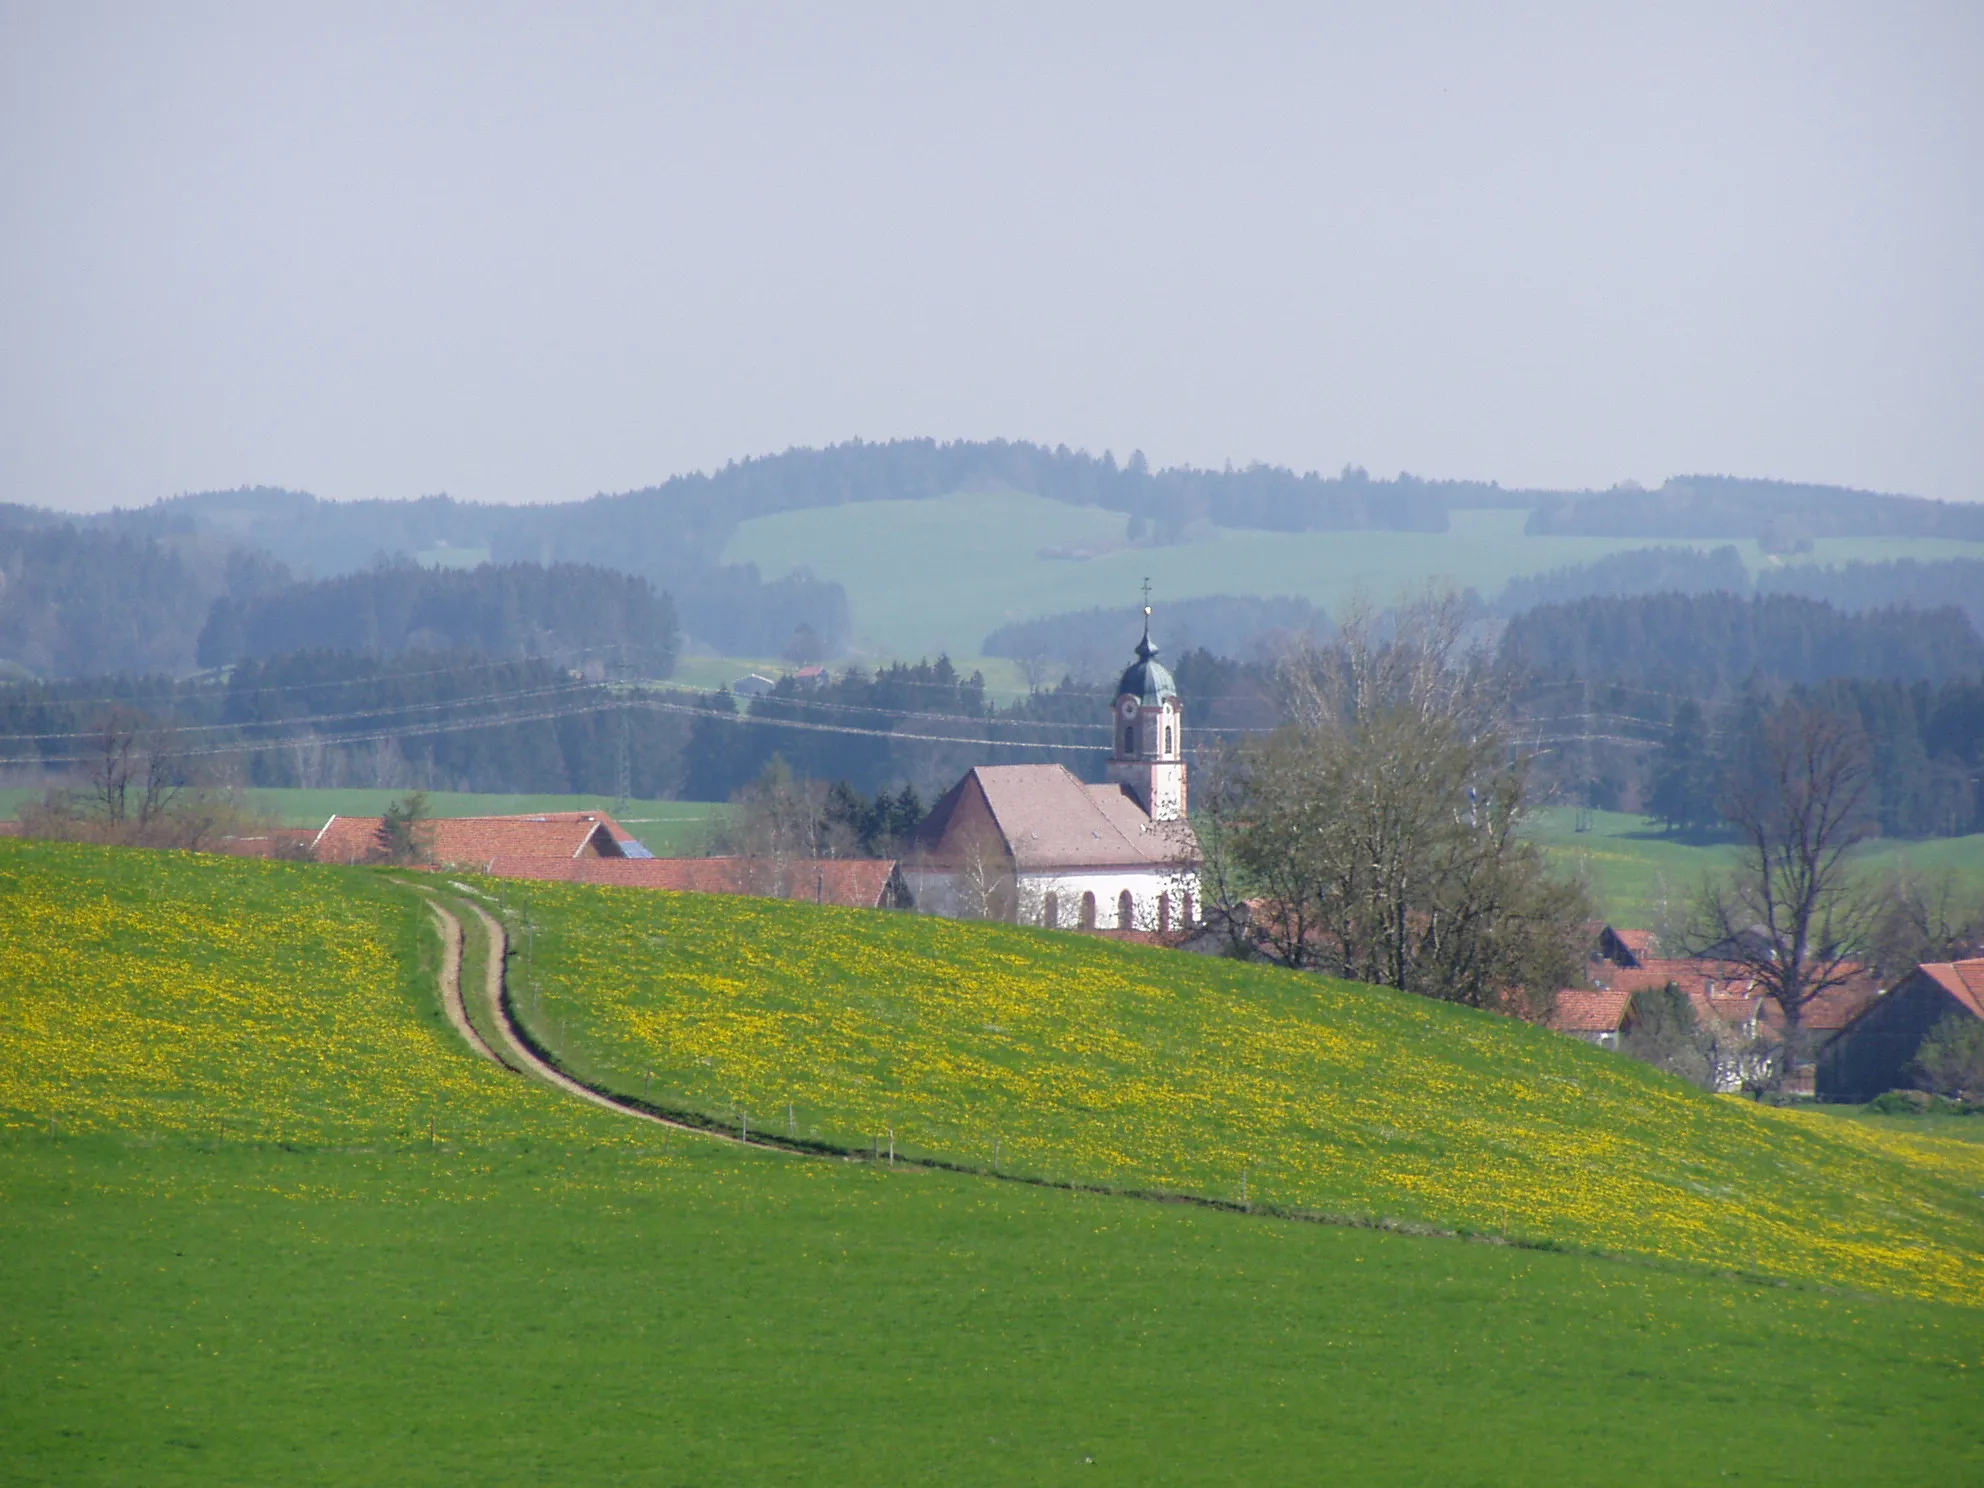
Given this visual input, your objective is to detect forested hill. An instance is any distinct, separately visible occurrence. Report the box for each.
[983,595,1332,676]
[0,536,678,681]
[1494,549,1984,635]
[1526,475,1984,541]
[1500,593,1984,692]
[197,561,679,677]
[0,525,290,678]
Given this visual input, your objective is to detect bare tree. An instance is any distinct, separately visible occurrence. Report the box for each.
[84,708,145,828]
[950,828,1015,921]
[1186,738,1261,958]
[1863,866,1984,983]
[1688,700,1878,1041]
[720,756,839,896]
[25,709,252,851]
[1220,593,1588,1013]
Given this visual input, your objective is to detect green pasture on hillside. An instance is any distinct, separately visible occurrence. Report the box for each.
[722,492,1984,663]
[3,839,1981,1483]
[1525,806,1984,930]
[0,788,730,855]
[491,875,1984,1304]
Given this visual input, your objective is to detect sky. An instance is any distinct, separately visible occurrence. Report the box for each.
[1,2,1979,512]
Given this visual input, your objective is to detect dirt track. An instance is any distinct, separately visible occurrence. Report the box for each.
[423,891,789,1150]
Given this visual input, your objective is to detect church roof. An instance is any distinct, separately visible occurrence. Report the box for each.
[919,764,1198,871]
[1116,613,1177,705]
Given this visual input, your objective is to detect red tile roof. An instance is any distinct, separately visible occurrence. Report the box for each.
[1917,959,1984,1020]
[311,812,628,867]
[482,855,901,910]
[1549,989,1633,1034]
[1594,955,1881,1033]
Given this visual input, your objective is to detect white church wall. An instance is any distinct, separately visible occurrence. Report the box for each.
[1015,869,1200,931]
[902,866,1200,930]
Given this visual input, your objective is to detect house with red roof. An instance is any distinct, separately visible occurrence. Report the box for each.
[1565,941,1885,1092]
[309,811,641,869]
[1816,958,1984,1102]
[1548,989,1635,1048]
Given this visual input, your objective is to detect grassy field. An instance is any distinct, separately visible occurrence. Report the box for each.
[721,491,1984,662]
[1525,806,1984,930]
[493,875,1984,1305]
[4,840,1982,1481]
[0,788,730,854]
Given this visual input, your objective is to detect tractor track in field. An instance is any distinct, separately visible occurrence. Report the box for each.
[421,892,802,1152]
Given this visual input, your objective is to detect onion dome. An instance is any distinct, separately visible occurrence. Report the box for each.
[1115,609,1177,704]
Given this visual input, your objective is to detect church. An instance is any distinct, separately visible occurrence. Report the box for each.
[905,609,1201,931]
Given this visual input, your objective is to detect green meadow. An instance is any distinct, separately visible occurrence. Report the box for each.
[1524,806,1984,930]
[721,492,1984,664]
[487,875,1984,1304]
[4,838,1982,1483]
[0,789,730,855]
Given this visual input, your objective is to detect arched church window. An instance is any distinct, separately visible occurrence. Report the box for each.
[1164,726,1173,754]
[1042,892,1059,929]
[1079,892,1097,929]
[1118,889,1135,929]
[1182,891,1195,928]
[1123,726,1134,754]
[1157,892,1171,933]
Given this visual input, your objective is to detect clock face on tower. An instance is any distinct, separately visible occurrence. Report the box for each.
[1119,698,1138,719]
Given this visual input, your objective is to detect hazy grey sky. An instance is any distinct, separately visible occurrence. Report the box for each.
[2,2,1979,511]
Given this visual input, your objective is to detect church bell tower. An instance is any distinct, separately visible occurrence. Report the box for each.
[1106,604,1187,822]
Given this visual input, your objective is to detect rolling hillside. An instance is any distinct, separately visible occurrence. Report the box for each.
[5,838,1983,1483]
[721,493,1984,663]
[494,876,1984,1303]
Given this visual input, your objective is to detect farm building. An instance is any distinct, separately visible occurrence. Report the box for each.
[484,854,907,910]
[309,811,646,867]
[905,610,1200,930]
[1816,959,1984,1102]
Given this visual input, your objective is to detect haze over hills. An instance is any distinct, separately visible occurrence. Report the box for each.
[6,439,1984,679]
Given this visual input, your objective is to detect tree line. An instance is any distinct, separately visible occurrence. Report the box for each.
[1497,547,1984,635]
[1501,592,1984,693]
[0,650,689,799]
[0,534,686,683]
[197,558,680,677]
[1524,474,1984,542]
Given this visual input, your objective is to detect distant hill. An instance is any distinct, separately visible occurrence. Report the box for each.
[12,446,1979,673]
[1500,592,1984,691]
[1525,474,1984,542]
[197,560,679,677]
[1494,548,1984,635]
[0,524,289,678]
[983,594,1333,677]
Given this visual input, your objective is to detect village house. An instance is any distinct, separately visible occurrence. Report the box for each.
[1559,925,1886,1093]
[905,611,1200,930]
[308,810,647,868]
[1816,958,1984,1102]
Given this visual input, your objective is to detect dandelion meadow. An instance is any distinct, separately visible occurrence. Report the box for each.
[499,879,1984,1304]
[5,839,1983,1483]
[0,836,615,1149]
